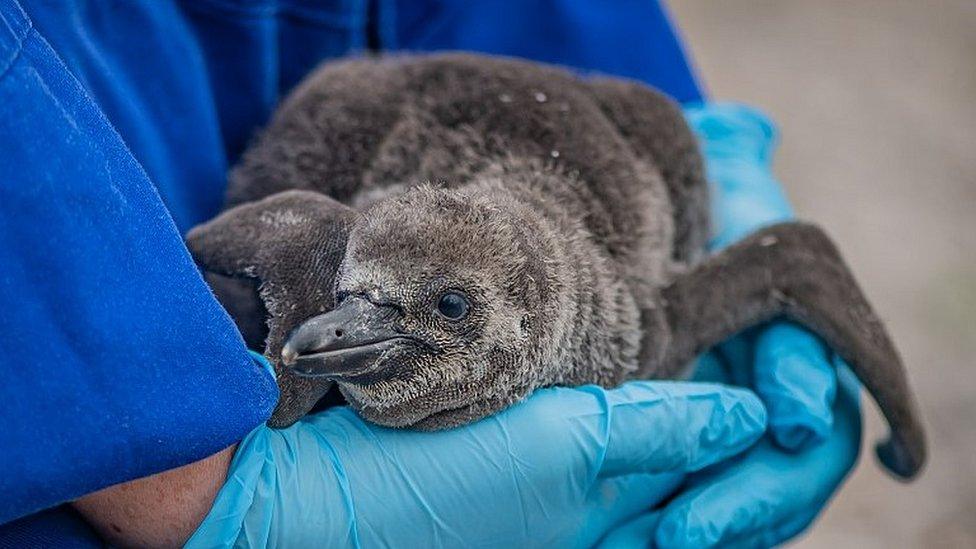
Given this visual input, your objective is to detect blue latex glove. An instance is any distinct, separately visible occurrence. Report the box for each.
[188,354,767,548]
[598,104,863,548]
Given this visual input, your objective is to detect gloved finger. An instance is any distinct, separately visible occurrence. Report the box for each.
[721,505,821,549]
[594,510,662,549]
[653,367,861,549]
[582,474,681,546]
[594,486,817,549]
[592,382,767,478]
[713,322,837,453]
[752,321,838,451]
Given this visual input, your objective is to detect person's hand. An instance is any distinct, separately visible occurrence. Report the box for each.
[598,103,862,548]
[600,346,861,548]
[187,359,767,548]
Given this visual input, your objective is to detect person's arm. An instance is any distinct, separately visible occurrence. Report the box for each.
[73,447,236,548]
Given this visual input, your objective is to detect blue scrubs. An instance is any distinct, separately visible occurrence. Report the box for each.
[0,0,701,543]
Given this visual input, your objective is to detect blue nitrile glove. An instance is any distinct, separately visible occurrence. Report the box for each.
[188,354,767,548]
[598,104,863,548]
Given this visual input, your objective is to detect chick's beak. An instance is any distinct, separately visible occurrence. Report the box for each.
[281,296,410,378]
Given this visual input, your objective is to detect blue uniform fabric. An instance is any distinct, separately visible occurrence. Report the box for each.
[0,0,279,527]
[0,0,703,541]
[0,507,100,549]
[390,0,703,104]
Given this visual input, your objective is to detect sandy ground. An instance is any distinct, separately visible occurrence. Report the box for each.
[668,1,976,546]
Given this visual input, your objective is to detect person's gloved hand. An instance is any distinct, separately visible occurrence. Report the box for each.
[187,357,767,548]
[598,103,863,548]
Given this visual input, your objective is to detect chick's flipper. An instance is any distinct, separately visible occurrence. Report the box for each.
[658,221,925,480]
[186,190,356,427]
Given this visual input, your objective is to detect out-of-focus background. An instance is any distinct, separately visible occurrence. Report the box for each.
[669,1,976,547]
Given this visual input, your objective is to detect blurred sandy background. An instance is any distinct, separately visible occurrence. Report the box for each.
[668,1,976,546]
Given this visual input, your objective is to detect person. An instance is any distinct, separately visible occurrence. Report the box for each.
[0,1,861,546]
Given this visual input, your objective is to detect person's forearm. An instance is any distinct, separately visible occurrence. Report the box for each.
[72,445,236,548]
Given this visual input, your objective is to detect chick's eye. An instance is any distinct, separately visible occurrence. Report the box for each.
[436,292,470,320]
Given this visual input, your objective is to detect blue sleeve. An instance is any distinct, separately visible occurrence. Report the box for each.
[387,0,704,103]
[0,0,277,524]
[0,506,100,549]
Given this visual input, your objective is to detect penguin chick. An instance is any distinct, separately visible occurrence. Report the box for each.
[187,53,925,479]
[287,181,645,430]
